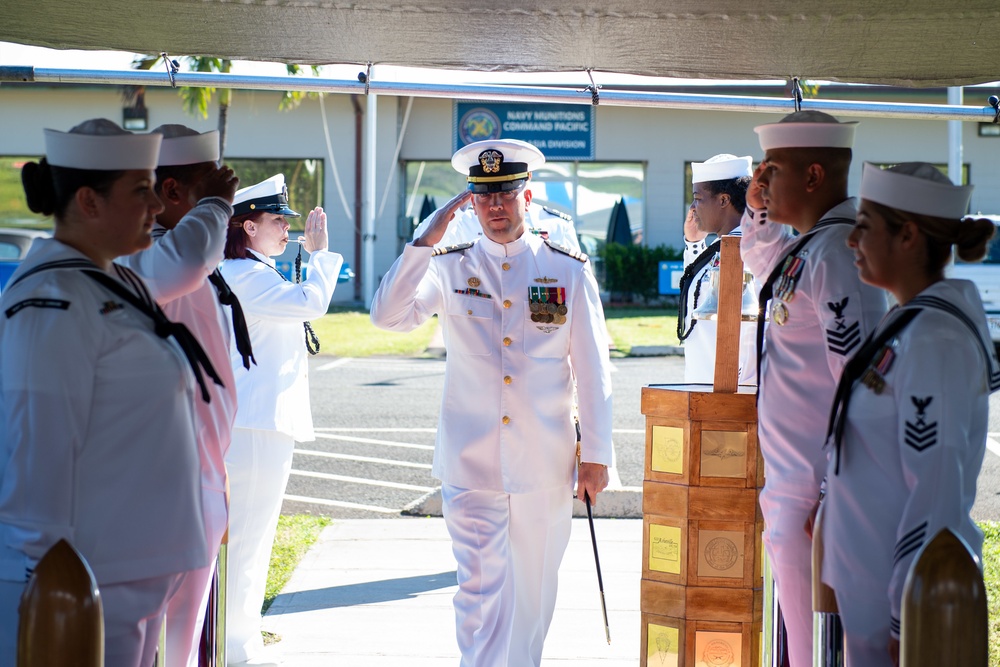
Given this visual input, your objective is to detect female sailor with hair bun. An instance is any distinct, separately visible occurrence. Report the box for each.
[0,118,214,666]
[820,162,999,666]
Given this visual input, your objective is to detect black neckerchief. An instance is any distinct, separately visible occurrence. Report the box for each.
[11,259,223,403]
[755,217,855,390]
[826,307,920,474]
[676,238,722,341]
[208,269,256,369]
[150,226,256,368]
[244,250,321,355]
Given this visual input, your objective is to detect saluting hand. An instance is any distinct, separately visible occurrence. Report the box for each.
[300,207,328,254]
[746,161,767,211]
[684,208,707,243]
[412,190,474,248]
[193,165,239,204]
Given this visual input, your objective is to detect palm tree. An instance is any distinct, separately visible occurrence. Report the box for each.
[129,56,319,159]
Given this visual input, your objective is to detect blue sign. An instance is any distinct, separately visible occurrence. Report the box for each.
[453,102,595,160]
[658,261,685,295]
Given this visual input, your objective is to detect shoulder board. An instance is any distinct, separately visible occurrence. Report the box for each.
[541,206,574,222]
[431,242,475,257]
[544,239,588,262]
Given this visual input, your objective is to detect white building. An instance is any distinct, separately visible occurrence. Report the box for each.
[2,81,998,304]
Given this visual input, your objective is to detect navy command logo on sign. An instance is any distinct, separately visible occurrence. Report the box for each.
[458,107,501,144]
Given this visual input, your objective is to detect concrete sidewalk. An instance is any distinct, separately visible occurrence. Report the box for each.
[263,518,643,666]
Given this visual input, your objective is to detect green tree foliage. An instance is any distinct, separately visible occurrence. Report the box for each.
[600,242,681,304]
[129,55,320,157]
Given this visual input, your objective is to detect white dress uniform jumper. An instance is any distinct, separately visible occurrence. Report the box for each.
[0,239,210,665]
[740,198,888,667]
[370,231,614,667]
[118,194,238,667]
[821,280,997,665]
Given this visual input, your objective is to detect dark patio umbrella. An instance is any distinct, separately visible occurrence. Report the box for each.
[418,194,438,223]
[606,198,633,246]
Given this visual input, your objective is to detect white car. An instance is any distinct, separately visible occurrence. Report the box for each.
[947,215,1000,354]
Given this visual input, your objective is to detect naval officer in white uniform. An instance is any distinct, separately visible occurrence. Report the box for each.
[740,111,889,667]
[677,153,756,385]
[0,119,214,666]
[118,124,241,667]
[821,163,997,666]
[220,175,343,666]
[371,139,614,667]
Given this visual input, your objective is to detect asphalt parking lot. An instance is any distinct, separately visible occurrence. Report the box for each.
[282,354,1000,522]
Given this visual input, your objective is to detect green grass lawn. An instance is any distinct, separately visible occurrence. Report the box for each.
[310,306,437,357]
[311,305,677,358]
[262,514,331,615]
[604,306,679,355]
[983,521,999,666]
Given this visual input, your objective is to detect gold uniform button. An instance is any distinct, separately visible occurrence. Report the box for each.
[503,375,512,385]
[503,337,512,346]
[467,309,473,315]
[503,299,512,309]
[502,415,511,425]
[502,262,511,271]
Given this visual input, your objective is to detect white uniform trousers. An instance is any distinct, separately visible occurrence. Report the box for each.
[442,483,573,667]
[0,571,184,666]
[759,486,815,667]
[165,486,229,667]
[225,428,295,664]
[834,587,893,667]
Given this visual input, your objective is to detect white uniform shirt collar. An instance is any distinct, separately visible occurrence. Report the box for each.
[247,247,277,267]
[477,228,539,258]
[817,197,858,227]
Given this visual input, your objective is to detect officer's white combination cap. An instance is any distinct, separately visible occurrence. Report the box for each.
[44,118,161,170]
[452,139,545,193]
[233,173,300,217]
[152,124,220,166]
[860,162,973,219]
[691,154,753,183]
[754,110,858,150]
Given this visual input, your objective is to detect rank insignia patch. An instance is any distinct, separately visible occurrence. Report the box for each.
[825,295,861,356]
[904,395,938,452]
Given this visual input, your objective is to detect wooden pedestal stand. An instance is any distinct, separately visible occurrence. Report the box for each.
[640,236,764,667]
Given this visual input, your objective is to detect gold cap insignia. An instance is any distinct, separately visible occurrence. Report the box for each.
[479,150,503,174]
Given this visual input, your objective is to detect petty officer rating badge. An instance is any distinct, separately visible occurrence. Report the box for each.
[529,286,568,324]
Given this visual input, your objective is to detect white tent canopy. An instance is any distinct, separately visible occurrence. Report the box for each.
[4,0,1000,87]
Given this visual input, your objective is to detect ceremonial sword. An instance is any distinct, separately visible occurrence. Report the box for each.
[584,491,611,644]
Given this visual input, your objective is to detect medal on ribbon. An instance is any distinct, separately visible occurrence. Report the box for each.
[529,286,567,324]
[861,339,898,395]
